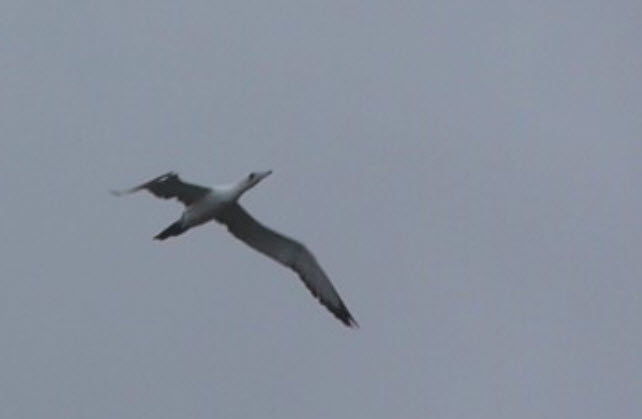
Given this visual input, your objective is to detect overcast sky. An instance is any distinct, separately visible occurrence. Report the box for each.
[2,1,641,418]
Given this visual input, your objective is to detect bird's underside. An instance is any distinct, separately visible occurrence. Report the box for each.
[112,172,358,327]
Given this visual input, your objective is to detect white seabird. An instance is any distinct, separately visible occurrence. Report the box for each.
[111,171,358,327]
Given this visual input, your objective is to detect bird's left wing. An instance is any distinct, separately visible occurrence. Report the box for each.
[216,203,358,327]
[111,172,210,206]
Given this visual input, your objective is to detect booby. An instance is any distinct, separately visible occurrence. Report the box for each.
[111,171,358,327]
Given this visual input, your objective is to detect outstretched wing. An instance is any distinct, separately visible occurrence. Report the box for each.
[111,172,210,206]
[216,203,358,327]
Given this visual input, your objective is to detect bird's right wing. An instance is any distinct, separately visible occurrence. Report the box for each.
[216,203,358,327]
[110,172,211,206]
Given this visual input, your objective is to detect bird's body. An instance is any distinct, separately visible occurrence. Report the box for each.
[111,171,358,327]
[182,189,230,228]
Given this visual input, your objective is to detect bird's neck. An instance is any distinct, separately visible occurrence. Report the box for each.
[225,180,254,202]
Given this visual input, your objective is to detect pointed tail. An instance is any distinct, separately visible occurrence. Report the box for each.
[154,221,187,240]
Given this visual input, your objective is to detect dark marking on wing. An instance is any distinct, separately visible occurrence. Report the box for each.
[111,172,210,206]
[216,203,358,327]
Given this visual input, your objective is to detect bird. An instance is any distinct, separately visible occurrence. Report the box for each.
[111,171,358,327]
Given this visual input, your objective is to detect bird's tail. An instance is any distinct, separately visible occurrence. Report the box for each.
[154,221,187,240]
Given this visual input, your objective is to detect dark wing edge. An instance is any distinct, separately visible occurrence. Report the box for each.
[216,203,358,328]
[110,172,211,206]
[294,253,359,328]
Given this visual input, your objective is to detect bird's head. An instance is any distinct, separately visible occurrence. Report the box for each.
[232,170,272,199]
[246,170,272,187]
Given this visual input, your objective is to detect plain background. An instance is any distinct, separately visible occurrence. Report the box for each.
[2,1,641,418]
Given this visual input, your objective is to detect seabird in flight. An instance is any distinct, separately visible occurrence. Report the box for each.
[111,171,358,327]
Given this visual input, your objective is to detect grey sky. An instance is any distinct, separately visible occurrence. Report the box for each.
[2,1,641,418]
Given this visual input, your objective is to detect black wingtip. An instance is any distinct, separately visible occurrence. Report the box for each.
[335,305,359,328]
[154,221,186,240]
[346,317,360,329]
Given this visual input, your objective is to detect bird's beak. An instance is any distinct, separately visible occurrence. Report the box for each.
[257,170,273,181]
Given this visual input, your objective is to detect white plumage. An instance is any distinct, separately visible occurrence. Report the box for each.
[112,171,358,327]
